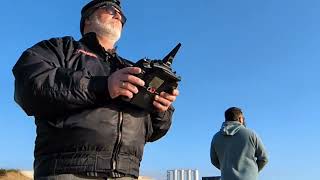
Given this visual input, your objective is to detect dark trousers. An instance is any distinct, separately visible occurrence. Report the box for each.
[36,174,137,180]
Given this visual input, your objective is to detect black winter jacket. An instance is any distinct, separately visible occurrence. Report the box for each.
[12,33,174,178]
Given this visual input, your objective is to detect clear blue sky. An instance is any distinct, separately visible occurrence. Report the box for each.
[1,0,320,179]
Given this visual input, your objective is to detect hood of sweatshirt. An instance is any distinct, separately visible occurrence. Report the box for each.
[220,121,243,136]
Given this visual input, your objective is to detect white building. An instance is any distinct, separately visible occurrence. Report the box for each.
[167,169,199,180]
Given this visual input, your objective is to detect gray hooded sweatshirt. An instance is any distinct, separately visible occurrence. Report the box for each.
[210,121,268,180]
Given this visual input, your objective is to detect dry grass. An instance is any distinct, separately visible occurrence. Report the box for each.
[0,170,32,180]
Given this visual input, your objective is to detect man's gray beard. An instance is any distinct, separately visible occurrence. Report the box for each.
[91,14,121,42]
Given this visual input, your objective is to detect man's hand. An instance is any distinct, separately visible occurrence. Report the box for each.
[153,89,179,112]
[108,67,145,99]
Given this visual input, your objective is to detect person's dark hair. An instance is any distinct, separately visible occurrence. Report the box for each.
[80,0,125,36]
[225,107,243,122]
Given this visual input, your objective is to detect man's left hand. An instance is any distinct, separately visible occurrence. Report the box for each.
[153,89,179,112]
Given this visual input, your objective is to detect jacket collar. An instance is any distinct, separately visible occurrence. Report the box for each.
[79,32,117,58]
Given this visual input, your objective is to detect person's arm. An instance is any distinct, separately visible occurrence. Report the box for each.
[146,89,179,142]
[254,134,268,171]
[210,135,220,169]
[12,37,110,118]
[146,107,174,142]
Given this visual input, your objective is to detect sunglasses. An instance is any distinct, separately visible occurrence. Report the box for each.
[100,5,127,24]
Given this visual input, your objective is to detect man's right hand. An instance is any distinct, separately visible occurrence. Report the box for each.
[108,67,145,99]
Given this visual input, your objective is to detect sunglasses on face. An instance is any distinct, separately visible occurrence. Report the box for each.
[100,5,127,24]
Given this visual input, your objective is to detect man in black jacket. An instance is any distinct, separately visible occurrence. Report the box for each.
[12,0,179,179]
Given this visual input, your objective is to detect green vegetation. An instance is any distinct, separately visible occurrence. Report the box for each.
[0,169,20,176]
[0,169,5,176]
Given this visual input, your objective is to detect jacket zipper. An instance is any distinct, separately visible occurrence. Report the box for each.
[112,111,124,170]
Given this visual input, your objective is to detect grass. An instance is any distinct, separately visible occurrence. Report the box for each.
[0,169,20,176]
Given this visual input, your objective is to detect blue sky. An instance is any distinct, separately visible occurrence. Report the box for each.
[1,0,320,179]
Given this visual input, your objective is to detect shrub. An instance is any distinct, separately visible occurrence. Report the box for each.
[0,169,7,176]
[0,169,20,176]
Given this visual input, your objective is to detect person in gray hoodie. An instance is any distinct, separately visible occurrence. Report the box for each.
[210,107,268,180]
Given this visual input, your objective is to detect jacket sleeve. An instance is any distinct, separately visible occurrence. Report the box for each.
[146,106,174,142]
[12,37,110,118]
[210,135,220,169]
[254,133,268,171]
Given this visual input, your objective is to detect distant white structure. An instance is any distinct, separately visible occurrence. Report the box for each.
[167,169,199,180]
